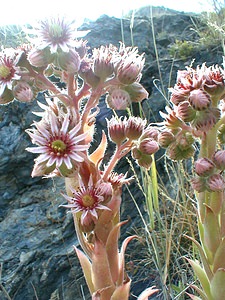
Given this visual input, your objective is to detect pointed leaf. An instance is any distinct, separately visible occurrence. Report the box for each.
[89,131,107,165]
[117,235,139,286]
[106,220,128,283]
[91,236,115,298]
[186,258,211,298]
[213,238,225,272]
[183,234,213,280]
[74,246,95,294]
[204,205,220,254]
[211,268,225,300]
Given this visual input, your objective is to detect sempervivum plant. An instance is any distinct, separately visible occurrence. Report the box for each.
[0,17,159,300]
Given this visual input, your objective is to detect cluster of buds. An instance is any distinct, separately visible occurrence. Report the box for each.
[158,63,225,161]
[191,157,225,194]
[107,116,159,170]
[163,63,225,299]
[0,17,159,299]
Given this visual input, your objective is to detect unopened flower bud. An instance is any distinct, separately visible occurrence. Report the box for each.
[124,82,149,102]
[107,116,126,145]
[132,147,142,160]
[13,81,34,102]
[189,89,211,111]
[191,176,207,192]
[195,158,215,177]
[57,49,81,73]
[207,173,225,192]
[106,88,131,110]
[170,89,190,106]
[139,138,159,155]
[178,132,195,151]
[158,131,175,148]
[125,116,146,140]
[166,134,195,160]
[79,60,100,88]
[93,45,114,81]
[177,101,196,122]
[28,47,53,68]
[137,153,153,169]
[117,53,144,85]
[140,126,158,141]
[213,150,225,170]
[191,107,220,132]
[203,65,225,99]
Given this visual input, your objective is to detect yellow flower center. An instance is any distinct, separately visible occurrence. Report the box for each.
[0,65,11,79]
[51,139,67,153]
[49,24,63,39]
[82,194,95,208]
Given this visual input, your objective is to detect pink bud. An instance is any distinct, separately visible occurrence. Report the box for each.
[189,89,211,111]
[177,101,196,122]
[107,116,126,145]
[125,116,146,140]
[13,81,34,102]
[139,138,159,155]
[106,88,131,110]
[117,51,144,85]
[213,150,225,170]
[28,48,53,68]
[195,157,215,177]
[57,49,81,73]
[207,173,225,192]
[190,176,207,192]
[158,131,175,148]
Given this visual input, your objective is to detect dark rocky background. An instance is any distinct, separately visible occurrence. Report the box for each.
[0,6,223,300]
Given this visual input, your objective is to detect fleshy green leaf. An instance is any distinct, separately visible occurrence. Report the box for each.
[213,238,225,272]
[211,268,225,300]
[183,234,213,280]
[186,258,211,299]
[204,206,221,254]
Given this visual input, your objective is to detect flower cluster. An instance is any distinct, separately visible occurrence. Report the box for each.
[159,64,225,161]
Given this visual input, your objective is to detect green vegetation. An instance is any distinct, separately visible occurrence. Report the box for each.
[0,24,27,48]
[169,40,196,60]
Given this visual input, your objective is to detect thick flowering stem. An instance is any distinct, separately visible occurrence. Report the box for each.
[36,73,72,106]
[67,72,77,100]
[102,141,133,181]
[81,87,103,129]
